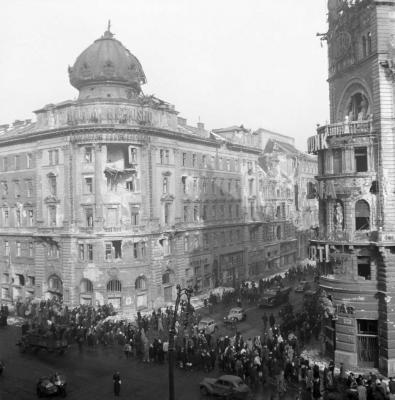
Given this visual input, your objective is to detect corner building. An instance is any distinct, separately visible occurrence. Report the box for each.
[308,0,395,374]
[0,29,285,316]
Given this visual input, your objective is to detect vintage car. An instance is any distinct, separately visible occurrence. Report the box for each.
[224,307,247,324]
[198,317,217,334]
[295,280,311,293]
[199,375,251,399]
[258,287,291,308]
[36,373,67,397]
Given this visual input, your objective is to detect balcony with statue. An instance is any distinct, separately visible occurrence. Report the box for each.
[308,92,375,155]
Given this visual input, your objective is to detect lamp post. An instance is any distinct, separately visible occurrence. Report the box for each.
[168,284,192,400]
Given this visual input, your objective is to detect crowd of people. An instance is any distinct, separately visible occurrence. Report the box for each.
[5,263,389,399]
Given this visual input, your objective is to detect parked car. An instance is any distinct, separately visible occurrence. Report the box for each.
[36,373,67,397]
[224,307,247,324]
[295,280,311,293]
[198,317,217,334]
[258,287,291,308]
[199,375,251,399]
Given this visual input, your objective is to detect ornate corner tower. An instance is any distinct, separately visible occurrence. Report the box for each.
[308,0,395,375]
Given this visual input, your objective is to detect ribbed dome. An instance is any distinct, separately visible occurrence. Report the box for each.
[68,29,146,94]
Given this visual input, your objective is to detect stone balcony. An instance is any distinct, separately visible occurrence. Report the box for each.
[311,229,378,244]
[307,119,373,154]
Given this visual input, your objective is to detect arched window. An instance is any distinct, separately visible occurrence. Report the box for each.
[107,279,122,292]
[48,275,62,292]
[80,278,93,293]
[355,200,370,230]
[135,276,147,290]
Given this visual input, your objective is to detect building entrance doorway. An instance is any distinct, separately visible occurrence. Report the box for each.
[357,319,378,368]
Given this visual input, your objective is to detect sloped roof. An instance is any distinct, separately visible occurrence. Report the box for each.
[0,120,37,139]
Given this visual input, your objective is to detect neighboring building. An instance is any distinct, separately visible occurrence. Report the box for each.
[0,28,289,315]
[308,0,395,375]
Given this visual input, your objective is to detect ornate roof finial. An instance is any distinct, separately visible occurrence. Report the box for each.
[103,20,114,39]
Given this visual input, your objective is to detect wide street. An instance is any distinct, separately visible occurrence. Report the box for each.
[0,281,310,400]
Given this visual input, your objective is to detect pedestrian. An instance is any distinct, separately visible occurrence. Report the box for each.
[113,371,121,397]
[262,313,268,332]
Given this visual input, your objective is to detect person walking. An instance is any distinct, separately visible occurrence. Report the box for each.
[113,372,121,397]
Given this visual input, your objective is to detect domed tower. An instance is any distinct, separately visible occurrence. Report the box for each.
[68,24,146,100]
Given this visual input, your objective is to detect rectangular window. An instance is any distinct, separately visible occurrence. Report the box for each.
[131,205,140,226]
[27,275,35,287]
[14,181,20,197]
[85,207,94,227]
[87,244,93,261]
[48,206,56,226]
[15,209,21,227]
[126,179,135,192]
[160,149,164,164]
[16,242,21,257]
[106,207,118,227]
[27,153,33,169]
[3,157,7,172]
[202,178,207,193]
[182,153,187,167]
[203,233,209,248]
[355,147,368,172]
[228,204,233,218]
[26,180,33,197]
[202,205,207,221]
[28,242,34,257]
[164,203,170,224]
[193,178,198,193]
[28,209,34,226]
[84,177,93,194]
[49,149,59,166]
[14,155,20,170]
[128,147,137,164]
[48,175,57,196]
[79,244,85,260]
[249,179,254,196]
[357,256,371,280]
[333,148,342,174]
[113,240,122,259]
[105,243,112,260]
[1,181,8,196]
[133,242,139,258]
[162,177,169,194]
[141,242,146,258]
[84,147,93,163]
[3,210,8,227]
[181,176,187,194]
[202,155,207,168]
[192,154,196,167]
[194,205,199,222]
[4,241,9,256]
[183,206,189,222]
[236,204,240,218]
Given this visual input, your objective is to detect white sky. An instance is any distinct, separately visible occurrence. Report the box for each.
[0,0,329,151]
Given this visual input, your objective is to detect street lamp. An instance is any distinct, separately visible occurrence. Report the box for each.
[168,284,193,400]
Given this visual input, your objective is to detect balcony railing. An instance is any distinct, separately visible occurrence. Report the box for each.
[311,230,378,243]
[308,119,373,154]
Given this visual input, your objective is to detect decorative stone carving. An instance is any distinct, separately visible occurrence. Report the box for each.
[334,201,344,231]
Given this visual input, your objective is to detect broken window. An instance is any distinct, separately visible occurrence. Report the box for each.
[357,256,371,280]
[105,240,122,260]
[355,200,370,230]
[355,147,368,172]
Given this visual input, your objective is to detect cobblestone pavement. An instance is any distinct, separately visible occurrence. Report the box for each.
[0,281,310,400]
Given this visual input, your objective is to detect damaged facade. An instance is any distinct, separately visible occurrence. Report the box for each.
[0,28,308,316]
[308,0,395,375]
